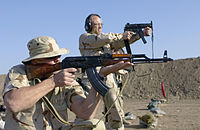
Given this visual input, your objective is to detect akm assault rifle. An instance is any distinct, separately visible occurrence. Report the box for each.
[26,52,172,97]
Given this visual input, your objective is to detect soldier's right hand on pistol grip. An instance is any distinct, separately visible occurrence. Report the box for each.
[53,68,77,87]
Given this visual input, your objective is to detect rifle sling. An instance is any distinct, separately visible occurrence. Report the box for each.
[31,78,95,128]
[41,96,71,125]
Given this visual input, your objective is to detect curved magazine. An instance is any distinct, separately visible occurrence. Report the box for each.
[86,68,109,96]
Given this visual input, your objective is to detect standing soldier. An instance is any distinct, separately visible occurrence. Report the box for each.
[79,14,151,130]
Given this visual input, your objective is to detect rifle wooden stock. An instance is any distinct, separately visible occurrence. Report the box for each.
[26,63,61,80]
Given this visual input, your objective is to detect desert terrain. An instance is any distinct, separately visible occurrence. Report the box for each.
[0,57,200,130]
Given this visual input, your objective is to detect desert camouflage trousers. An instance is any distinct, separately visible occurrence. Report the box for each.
[103,73,125,129]
[81,73,125,129]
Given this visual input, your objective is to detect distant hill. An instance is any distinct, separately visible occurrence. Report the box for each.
[0,57,200,100]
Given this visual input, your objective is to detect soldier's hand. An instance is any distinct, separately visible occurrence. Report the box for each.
[123,31,134,40]
[143,27,151,36]
[99,61,133,77]
[53,68,77,87]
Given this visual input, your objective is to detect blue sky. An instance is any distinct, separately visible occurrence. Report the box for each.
[0,0,199,74]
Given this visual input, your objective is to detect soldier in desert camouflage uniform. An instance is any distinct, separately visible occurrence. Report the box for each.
[79,14,151,130]
[3,36,132,130]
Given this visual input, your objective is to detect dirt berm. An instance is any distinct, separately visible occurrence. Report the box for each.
[123,57,200,100]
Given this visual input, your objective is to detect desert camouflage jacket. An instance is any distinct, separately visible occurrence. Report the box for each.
[79,32,139,89]
[3,64,85,130]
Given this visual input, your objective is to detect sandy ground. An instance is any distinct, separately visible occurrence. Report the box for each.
[122,99,200,130]
[67,98,200,130]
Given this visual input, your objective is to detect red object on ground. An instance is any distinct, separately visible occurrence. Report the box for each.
[161,82,166,98]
